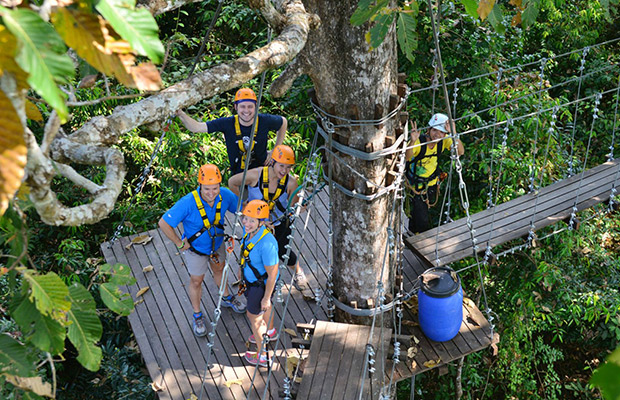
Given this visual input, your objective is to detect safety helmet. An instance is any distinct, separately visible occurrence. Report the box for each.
[198,164,222,185]
[428,113,449,133]
[242,199,269,220]
[234,88,257,104]
[272,145,295,165]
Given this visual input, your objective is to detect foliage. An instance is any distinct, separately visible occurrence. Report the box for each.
[590,345,620,400]
[0,204,137,398]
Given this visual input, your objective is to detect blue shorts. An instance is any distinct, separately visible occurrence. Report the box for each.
[244,282,274,315]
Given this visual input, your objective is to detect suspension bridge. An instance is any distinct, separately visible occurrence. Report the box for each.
[100,24,620,400]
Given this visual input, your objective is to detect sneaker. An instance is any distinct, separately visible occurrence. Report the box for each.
[248,328,277,344]
[244,351,271,367]
[221,295,246,313]
[294,271,308,290]
[192,312,207,337]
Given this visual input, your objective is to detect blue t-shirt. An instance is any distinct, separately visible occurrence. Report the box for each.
[163,187,239,255]
[241,226,280,283]
[206,114,284,174]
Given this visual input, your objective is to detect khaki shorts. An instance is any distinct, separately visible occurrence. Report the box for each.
[183,245,226,276]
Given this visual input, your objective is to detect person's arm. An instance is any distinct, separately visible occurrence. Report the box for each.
[228,168,259,196]
[287,176,301,209]
[158,218,189,251]
[406,120,421,161]
[265,116,288,165]
[274,116,287,147]
[445,119,465,156]
[260,263,279,312]
[176,109,209,134]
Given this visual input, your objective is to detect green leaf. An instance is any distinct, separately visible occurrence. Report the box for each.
[487,4,506,34]
[0,7,74,122]
[350,0,390,26]
[10,291,66,354]
[396,11,418,63]
[460,0,479,18]
[100,282,134,316]
[100,263,136,286]
[590,346,620,400]
[22,272,70,317]
[95,0,164,63]
[521,0,540,27]
[367,12,393,50]
[0,334,34,377]
[66,283,102,371]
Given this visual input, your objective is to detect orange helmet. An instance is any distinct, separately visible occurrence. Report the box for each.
[234,88,257,104]
[243,199,269,219]
[198,164,222,185]
[272,145,295,165]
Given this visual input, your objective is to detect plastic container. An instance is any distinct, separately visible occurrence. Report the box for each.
[418,266,463,342]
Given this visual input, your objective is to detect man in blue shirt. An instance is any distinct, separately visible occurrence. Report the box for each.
[176,88,288,174]
[158,164,246,337]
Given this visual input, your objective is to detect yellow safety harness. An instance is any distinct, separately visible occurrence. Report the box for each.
[260,166,288,212]
[188,190,224,257]
[235,115,258,171]
[239,228,270,291]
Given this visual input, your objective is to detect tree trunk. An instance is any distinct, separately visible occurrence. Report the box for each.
[302,0,398,321]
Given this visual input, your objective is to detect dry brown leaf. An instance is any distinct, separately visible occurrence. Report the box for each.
[0,88,27,217]
[224,379,243,388]
[286,355,303,382]
[187,394,198,400]
[136,286,150,297]
[541,305,551,313]
[132,235,153,245]
[78,74,98,88]
[143,265,154,273]
[423,358,441,368]
[532,291,542,301]
[284,328,297,337]
[407,346,418,359]
[25,100,42,122]
[5,375,53,397]
[463,297,476,308]
[401,320,418,327]
[150,381,164,392]
[134,298,144,306]
[421,273,441,284]
[411,360,417,370]
[412,335,420,345]
[125,242,133,250]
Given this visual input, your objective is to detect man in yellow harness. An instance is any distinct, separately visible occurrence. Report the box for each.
[228,145,309,291]
[405,113,465,233]
[158,164,245,337]
[176,88,287,174]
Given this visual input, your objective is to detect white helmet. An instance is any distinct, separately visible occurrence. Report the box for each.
[428,113,449,133]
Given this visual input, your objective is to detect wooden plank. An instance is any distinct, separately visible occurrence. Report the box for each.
[331,324,365,400]
[318,323,350,399]
[148,228,242,400]
[407,160,620,265]
[106,237,184,400]
[133,236,213,399]
[101,242,173,400]
[156,227,272,399]
[306,321,341,398]
[411,160,619,247]
[296,320,328,399]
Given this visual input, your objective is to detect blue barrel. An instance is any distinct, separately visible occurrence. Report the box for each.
[418,266,463,342]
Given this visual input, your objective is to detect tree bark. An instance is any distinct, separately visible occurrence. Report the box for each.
[299,0,398,320]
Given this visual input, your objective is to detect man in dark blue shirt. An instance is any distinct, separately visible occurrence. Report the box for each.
[176,88,287,174]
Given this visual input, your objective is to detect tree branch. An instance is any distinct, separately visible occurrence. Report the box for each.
[41,111,60,156]
[26,0,312,226]
[249,0,286,31]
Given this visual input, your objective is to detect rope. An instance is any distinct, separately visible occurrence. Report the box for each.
[486,70,504,208]
[528,59,548,194]
[567,48,591,177]
[108,1,225,245]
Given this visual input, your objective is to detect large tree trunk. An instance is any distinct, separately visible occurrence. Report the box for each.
[300,1,398,321]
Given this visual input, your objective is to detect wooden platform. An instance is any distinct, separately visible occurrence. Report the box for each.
[406,159,620,266]
[295,321,392,400]
[100,190,494,400]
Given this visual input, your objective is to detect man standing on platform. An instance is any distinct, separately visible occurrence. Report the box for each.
[176,88,288,175]
[405,113,465,234]
[158,164,246,337]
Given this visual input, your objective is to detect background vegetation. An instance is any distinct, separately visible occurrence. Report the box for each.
[1,0,620,399]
